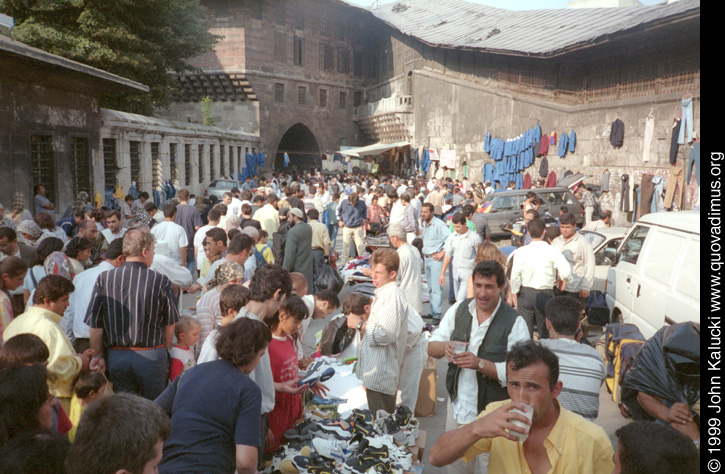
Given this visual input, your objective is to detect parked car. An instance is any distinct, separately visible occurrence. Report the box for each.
[580,226,630,292]
[481,187,583,237]
[204,179,241,202]
[604,211,700,339]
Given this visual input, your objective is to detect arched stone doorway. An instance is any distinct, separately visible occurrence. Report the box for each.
[275,123,321,172]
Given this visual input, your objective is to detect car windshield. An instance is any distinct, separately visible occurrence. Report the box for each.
[580,230,606,249]
[210,180,236,189]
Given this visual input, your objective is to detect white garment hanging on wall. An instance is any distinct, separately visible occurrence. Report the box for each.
[643,114,655,162]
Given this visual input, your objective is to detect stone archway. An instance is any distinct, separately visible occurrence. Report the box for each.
[275,123,321,172]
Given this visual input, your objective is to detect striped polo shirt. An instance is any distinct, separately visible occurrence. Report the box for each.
[86,261,180,348]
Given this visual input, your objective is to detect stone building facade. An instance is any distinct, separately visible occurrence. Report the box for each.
[167,0,699,222]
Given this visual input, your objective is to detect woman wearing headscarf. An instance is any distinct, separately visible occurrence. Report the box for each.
[15,220,47,248]
[8,193,33,226]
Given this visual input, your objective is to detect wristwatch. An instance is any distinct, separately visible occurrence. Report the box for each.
[357,321,365,331]
[477,359,485,372]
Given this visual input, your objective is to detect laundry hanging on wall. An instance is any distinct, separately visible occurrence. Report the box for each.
[610,118,624,148]
[483,123,541,189]
[643,113,655,163]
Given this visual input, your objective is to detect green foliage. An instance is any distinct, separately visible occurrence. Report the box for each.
[1,0,220,115]
[201,95,215,127]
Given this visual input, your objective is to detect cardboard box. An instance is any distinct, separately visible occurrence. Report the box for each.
[415,357,437,417]
[407,429,427,464]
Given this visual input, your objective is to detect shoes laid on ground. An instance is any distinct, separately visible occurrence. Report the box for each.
[314,419,354,440]
[312,432,363,464]
[284,420,319,441]
[340,453,393,474]
[291,453,337,474]
[311,395,347,405]
[298,360,336,387]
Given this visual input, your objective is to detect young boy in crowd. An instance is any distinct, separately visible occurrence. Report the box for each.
[254,230,275,265]
[69,371,107,442]
[264,295,310,452]
[197,285,250,363]
[169,316,201,382]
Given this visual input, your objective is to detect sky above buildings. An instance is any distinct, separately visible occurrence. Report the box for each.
[345,0,666,9]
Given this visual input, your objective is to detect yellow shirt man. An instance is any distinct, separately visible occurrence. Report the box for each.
[4,306,82,399]
[309,218,331,255]
[463,399,614,474]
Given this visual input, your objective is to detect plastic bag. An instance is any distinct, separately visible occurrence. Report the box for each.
[318,315,355,355]
[621,322,700,410]
[315,264,344,294]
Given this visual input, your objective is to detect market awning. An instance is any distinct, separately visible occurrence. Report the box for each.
[335,141,410,158]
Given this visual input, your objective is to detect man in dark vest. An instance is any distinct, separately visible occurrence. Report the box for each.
[428,261,529,474]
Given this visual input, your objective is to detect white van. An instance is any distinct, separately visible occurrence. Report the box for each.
[604,211,700,339]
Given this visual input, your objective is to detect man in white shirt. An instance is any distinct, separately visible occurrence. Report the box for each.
[388,191,405,226]
[510,218,572,338]
[193,207,222,271]
[66,239,125,352]
[553,213,595,302]
[252,194,280,235]
[428,261,529,474]
[150,204,188,267]
[387,223,423,313]
[582,210,612,232]
[222,192,242,218]
[100,211,126,244]
[440,212,482,303]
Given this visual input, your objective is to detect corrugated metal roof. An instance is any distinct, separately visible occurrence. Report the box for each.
[341,0,699,57]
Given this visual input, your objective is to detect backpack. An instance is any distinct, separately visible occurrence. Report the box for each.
[585,290,609,326]
[253,245,268,268]
[271,221,292,263]
[318,315,356,355]
[604,323,646,418]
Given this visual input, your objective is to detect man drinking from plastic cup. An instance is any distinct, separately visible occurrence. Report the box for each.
[429,340,614,474]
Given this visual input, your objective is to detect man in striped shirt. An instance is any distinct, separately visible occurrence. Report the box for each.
[347,248,408,415]
[86,228,180,400]
[540,296,606,421]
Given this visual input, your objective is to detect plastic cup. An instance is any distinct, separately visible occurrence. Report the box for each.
[451,341,468,354]
[508,403,533,442]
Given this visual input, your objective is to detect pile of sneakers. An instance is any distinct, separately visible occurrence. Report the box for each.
[264,406,420,474]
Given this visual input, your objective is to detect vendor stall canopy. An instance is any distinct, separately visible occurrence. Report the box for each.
[341,0,699,58]
[336,141,410,157]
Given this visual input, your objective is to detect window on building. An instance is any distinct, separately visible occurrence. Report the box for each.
[151,142,162,190]
[103,138,117,189]
[339,91,347,109]
[293,36,304,66]
[337,23,346,43]
[295,16,304,31]
[337,48,349,74]
[169,143,178,183]
[184,144,192,186]
[129,141,141,184]
[198,144,205,182]
[320,14,329,37]
[31,135,55,206]
[274,32,287,63]
[221,145,227,177]
[298,86,307,106]
[354,90,363,107]
[70,137,91,197]
[354,50,364,78]
[320,44,334,71]
[275,4,285,26]
[319,88,327,108]
[210,144,216,179]
[275,83,285,103]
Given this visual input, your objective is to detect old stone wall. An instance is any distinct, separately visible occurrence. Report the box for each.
[410,70,700,223]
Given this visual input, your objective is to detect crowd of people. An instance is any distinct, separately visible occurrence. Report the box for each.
[0,170,699,473]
